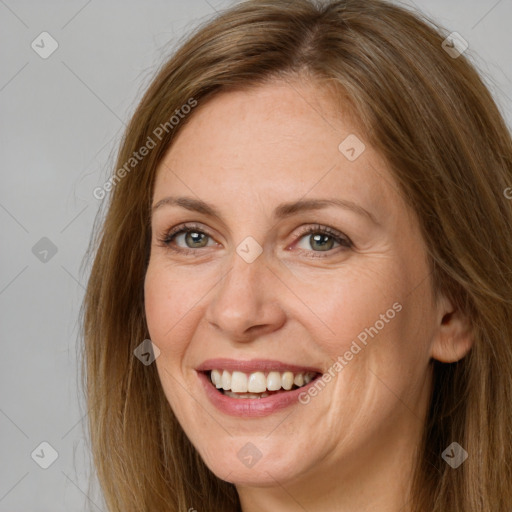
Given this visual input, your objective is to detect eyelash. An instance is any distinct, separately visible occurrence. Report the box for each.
[156,222,353,258]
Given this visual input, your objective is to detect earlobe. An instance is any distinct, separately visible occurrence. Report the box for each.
[430,296,474,363]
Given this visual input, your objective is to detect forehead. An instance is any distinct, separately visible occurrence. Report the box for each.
[153,80,403,224]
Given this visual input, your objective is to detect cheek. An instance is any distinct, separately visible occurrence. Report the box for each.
[144,265,169,341]
[300,262,405,355]
[306,259,431,401]
[143,262,196,353]
[144,264,200,410]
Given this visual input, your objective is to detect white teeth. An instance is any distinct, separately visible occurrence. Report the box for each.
[231,371,248,393]
[211,369,222,388]
[267,371,282,391]
[221,370,231,390]
[281,371,294,390]
[248,371,267,393]
[209,369,318,393]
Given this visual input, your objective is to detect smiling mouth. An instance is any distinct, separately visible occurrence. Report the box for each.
[203,369,322,399]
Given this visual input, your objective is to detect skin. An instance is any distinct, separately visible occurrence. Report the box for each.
[144,79,473,511]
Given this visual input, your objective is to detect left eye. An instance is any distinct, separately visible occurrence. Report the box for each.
[292,225,353,255]
[296,231,343,252]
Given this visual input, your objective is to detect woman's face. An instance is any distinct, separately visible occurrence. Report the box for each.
[144,80,442,499]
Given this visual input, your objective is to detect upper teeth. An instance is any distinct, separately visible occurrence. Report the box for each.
[210,369,316,393]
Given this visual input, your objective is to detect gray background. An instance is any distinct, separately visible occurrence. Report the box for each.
[0,0,510,510]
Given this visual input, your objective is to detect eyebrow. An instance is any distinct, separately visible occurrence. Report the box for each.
[151,195,378,225]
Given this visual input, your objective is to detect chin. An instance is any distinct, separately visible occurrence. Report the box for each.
[189,433,309,487]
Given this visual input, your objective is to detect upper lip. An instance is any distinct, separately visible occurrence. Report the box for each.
[196,358,322,374]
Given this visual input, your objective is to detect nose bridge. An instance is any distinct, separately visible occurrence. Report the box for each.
[205,247,285,339]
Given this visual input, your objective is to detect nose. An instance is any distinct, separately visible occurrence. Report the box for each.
[205,250,287,342]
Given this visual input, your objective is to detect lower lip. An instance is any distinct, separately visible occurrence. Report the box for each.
[197,371,319,417]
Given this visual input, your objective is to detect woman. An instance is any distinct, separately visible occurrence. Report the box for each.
[81,0,512,510]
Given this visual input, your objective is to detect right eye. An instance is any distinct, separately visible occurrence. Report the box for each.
[157,223,219,255]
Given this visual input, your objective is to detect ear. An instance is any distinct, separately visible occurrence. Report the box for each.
[430,294,474,363]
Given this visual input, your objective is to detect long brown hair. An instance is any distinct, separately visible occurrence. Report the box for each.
[80,0,512,510]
